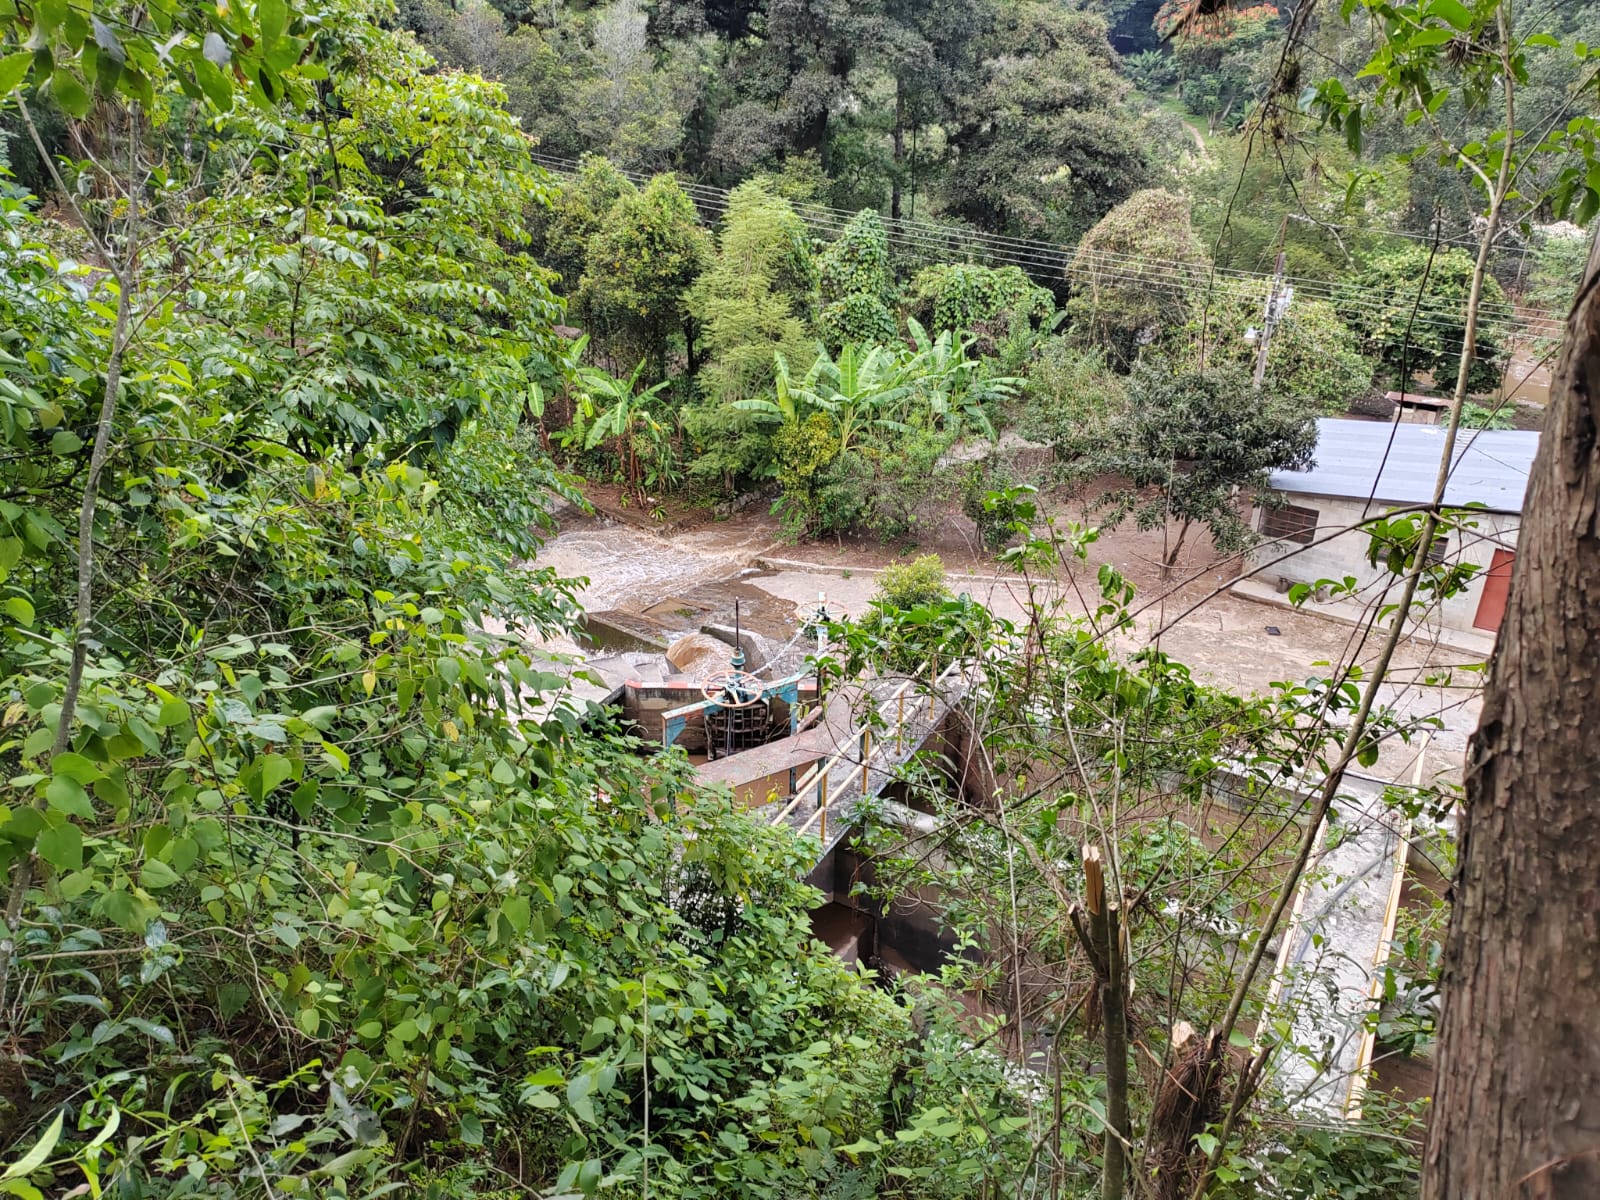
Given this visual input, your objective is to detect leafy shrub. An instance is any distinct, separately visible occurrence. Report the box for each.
[680,401,776,499]
[962,460,1029,551]
[1339,245,1512,393]
[687,181,818,406]
[1461,401,1514,430]
[818,210,899,349]
[1124,47,1179,92]
[773,412,845,537]
[1018,341,1125,453]
[1065,189,1212,368]
[875,554,952,610]
[1183,279,1376,413]
[908,263,1056,354]
[821,290,899,347]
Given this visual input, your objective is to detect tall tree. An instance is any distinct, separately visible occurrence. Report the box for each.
[1423,231,1600,1200]
[945,1,1149,240]
[574,172,712,375]
[1060,362,1317,567]
[1065,188,1211,368]
[859,0,991,219]
[686,180,817,403]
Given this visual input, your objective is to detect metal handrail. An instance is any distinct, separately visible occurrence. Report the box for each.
[781,660,969,841]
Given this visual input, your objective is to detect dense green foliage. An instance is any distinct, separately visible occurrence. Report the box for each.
[1066,189,1213,368]
[1058,364,1318,564]
[5,0,1598,1195]
[0,8,1034,1197]
[1338,246,1511,392]
[1187,281,1375,413]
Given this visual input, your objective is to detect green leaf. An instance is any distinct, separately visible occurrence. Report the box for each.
[45,776,92,819]
[2,596,33,626]
[1227,1029,1252,1049]
[125,1017,174,1045]
[1427,0,1474,31]
[260,753,292,794]
[49,430,83,456]
[50,752,101,784]
[1,1111,62,1181]
[169,836,199,873]
[157,698,191,728]
[192,58,233,110]
[501,895,530,934]
[260,0,288,46]
[320,740,350,772]
[50,69,90,117]
[1195,1132,1219,1157]
[302,705,338,730]
[1343,104,1362,154]
[35,822,83,871]
[104,889,157,933]
[140,859,182,890]
[0,52,32,98]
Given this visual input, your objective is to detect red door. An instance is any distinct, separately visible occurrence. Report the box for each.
[1473,549,1515,631]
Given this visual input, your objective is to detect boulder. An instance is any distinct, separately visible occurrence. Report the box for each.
[666,633,733,676]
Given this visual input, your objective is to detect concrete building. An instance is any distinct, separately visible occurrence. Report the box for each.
[1243,418,1539,636]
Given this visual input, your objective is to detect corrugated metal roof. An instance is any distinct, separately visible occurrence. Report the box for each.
[1269,418,1539,511]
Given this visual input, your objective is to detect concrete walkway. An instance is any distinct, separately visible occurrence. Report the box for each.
[1232,577,1497,660]
[1264,775,1411,1116]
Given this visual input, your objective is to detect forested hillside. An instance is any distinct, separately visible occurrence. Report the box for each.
[1,0,1598,1196]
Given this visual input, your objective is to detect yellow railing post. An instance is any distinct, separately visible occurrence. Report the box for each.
[860,728,871,791]
[818,770,827,844]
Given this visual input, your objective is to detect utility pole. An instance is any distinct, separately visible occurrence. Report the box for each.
[1247,218,1293,388]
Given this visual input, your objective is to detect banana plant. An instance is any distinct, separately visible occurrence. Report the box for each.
[577,359,671,501]
[897,317,1022,441]
[528,333,590,426]
[804,342,913,454]
[732,349,824,426]
[735,343,910,455]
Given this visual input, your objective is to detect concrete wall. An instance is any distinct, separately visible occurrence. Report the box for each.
[622,680,707,748]
[1246,493,1520,633]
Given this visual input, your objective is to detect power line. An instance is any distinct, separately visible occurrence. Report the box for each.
[528,151,1564,343]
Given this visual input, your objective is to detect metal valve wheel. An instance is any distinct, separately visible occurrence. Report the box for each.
[701,669,765,708]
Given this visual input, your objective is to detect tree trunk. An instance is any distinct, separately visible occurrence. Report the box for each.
[891,77,904,222]
[1073,846,1128,1200]
[1422,231,1600,1200]
[1163,517,1192,568]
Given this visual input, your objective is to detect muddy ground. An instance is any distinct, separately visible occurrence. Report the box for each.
[529,490,1480,788]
